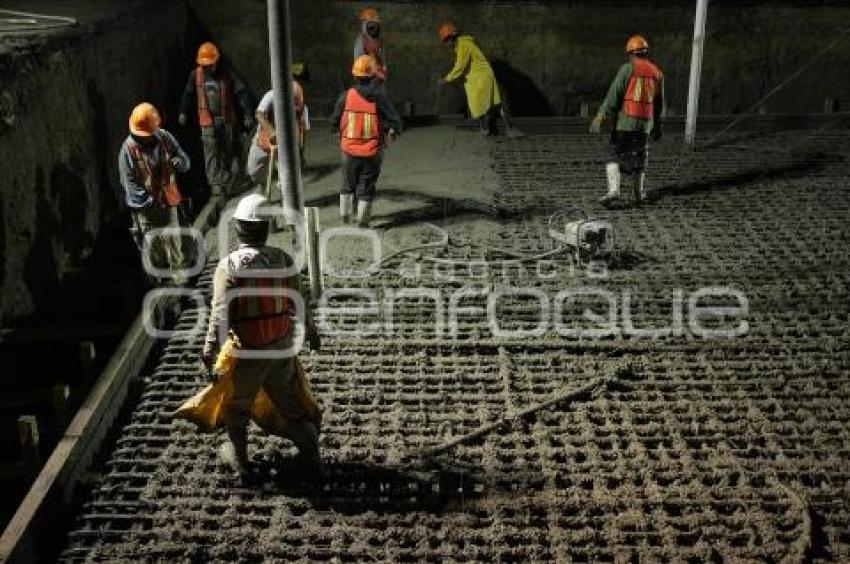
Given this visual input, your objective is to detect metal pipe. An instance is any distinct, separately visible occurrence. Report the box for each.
[267,0,303,226]
[684,0,709,148]
[304,207,323,299]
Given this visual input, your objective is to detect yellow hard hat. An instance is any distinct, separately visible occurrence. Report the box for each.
[626,35,649,53]
[437,22,457,43]
[359,7,380,22]
[196,42,220,65]
[129,103,161,137]
[351,54,375,78]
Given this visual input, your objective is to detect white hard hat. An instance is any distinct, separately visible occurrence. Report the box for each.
[233,194,269,222]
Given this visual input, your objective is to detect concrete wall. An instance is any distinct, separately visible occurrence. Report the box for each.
[0,1,194,325]
[190,0,850,118]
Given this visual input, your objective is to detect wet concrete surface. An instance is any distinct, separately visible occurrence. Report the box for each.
[56,123,850,561]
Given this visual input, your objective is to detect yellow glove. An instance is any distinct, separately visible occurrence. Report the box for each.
[589,114,604,134]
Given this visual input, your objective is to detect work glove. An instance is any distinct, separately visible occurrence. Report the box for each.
[178,113,187,127]
[650,124,663,142]
[589,114,604,134]
[170,156,183,169]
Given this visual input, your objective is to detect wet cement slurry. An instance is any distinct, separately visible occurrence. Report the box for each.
[59,124,850,561]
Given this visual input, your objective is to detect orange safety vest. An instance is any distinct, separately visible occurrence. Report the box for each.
[340,88,380,158]
[195,66,235,127]
[623,58,662,120]
[127,135,183,208]
[232,275,292,347]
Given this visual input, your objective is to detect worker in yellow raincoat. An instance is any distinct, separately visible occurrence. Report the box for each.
[174,194,322,479]
[437,22,523,138]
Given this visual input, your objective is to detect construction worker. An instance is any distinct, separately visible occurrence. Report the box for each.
[118,103,190,284]
[353,8,387,82]
[329,55,402,227]
[590,35,664,206]
[291,62,311,166]
[246,80,306,187]
[178,42,254,200]
[202,193,322,477]
[437,22,522,138]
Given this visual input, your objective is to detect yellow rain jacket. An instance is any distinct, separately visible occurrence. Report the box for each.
[444,35,501,119]
[173,338,322,436]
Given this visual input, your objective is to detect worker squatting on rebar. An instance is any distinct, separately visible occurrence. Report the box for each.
[590,35,665,207]
[200,194,323,478]
[118,103,191,285]
[178,42,255,201]
[437,21,523,138]
[329,55,403,228]
[246,79,306,188]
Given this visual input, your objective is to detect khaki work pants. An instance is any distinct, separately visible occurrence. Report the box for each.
[132,205,184,277]
[201,122,237,198]
[221,340,320,463]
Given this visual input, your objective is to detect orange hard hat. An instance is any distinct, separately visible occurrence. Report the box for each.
[626,35,649,53]
[351,54,375,77]
[129,103,161,137]
[437,22,457,43]
[196,42,220,65]
[358,7,380,22]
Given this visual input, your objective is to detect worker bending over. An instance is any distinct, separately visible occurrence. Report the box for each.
[330,55,402,227]
[119,103,191,284]
[202,194,322,477]
[437,22,522,138]
[353,7,387,82]
[246,80,306,188]
[590,35,664,206]
[179,42,253,200]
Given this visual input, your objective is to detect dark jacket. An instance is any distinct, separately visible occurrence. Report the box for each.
[330,80,403,135]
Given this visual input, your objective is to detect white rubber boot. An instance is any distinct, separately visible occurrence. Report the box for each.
[356,199,372,227]
[599,162,621,206]
[339,194,354,224]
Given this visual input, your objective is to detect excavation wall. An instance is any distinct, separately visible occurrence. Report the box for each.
[0,1,194,326]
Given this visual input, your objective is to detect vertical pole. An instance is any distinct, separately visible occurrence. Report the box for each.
[684,0,709,148]
[304,207,323,300]
[267,0,303,226]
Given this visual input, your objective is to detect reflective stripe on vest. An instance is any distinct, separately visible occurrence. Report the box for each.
[340,88,380,157]
[195,66,233,127]
[623,58,662,120]
[232,275,292,347]
[127,136,182,208]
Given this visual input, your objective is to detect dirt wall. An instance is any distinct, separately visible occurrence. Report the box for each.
[190,0,850,118]
[0,1,193,325]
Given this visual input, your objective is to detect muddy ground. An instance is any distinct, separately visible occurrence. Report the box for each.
[59,121,850,561]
